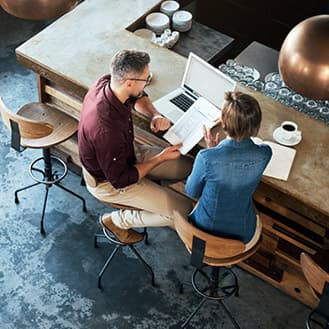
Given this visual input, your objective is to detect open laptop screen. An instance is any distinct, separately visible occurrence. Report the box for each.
[182,53,236,108]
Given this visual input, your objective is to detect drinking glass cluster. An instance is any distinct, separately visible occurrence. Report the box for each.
[218,59,329,124]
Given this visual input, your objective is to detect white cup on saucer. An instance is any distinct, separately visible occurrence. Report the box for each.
[279,121,301,141]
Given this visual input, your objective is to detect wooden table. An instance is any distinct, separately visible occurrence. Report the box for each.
[16,0,329,307]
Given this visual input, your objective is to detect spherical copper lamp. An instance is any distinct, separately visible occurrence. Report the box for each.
[279,15,329,100]
[0,0,78,20]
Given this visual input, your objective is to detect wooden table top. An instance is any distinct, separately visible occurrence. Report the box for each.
[15,0,329,220]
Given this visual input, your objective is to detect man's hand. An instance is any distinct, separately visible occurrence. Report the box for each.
[158,144,183,161]
[134,143,182,179]
[150,115,171,133]
[203,124,221,148]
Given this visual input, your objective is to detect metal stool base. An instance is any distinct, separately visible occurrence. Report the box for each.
[180,266,240,329]
[15,149,87,234]
[94,227,155,289]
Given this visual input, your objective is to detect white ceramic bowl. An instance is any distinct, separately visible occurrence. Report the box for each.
[134,28,156,41]
[146,12,170,34]
[160,0,180,17]
[172,10,192,32]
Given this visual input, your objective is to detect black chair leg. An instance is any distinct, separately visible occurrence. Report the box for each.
[143,227,149,245]
[218,300,241,329]
[94,230,155,289]
[181,297,208,328]
[129,245,156,287]
[40,185,50,235]
[98,245,120,289]
[94,233,108,248]
[14,182,42,203]
[55,182,87,212]
[307,309,329,329]
[179,280,192,294]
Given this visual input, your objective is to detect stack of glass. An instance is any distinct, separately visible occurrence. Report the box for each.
[218,59,329,125]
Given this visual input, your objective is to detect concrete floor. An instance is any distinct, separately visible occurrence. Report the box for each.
[0,6,311,329]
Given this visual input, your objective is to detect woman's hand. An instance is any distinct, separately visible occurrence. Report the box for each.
[150,114,171,133]
[203,124,221,148]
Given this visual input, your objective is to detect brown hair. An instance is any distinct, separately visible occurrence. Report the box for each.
[221,91,262,141]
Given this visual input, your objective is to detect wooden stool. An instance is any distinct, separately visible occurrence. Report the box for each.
[301,252,329,329]
[81,167,154,289]
[174,212,262,329]
[0,97,86,234]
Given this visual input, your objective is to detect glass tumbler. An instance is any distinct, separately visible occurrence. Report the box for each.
[319,106,329,116]
[270,73,284,87]
[318,101,329,117]
[276,87,291,106]
[291,94,304,111]
[226,59,236,67]
[264,81,279,99]
[247,80,264,92]
[304,99,318,116]
[218,64,228,74]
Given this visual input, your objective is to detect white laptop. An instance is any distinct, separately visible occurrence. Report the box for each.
[153,52,237,123]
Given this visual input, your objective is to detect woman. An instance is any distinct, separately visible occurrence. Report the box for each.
[185,91,272,244]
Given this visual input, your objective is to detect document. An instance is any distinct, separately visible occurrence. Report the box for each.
[252,137,296,181]
[163,97,220,154]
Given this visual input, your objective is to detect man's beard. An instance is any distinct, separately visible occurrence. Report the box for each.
[131,91,144,98]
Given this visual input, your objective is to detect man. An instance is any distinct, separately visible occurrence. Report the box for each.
[78,50,193,244]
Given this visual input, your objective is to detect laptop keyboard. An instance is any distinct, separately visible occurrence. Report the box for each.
[170,93,195,112]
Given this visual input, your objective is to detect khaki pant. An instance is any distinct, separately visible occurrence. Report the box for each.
[84,144,194,229]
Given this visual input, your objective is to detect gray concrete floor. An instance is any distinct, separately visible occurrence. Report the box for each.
[0,6,310,329]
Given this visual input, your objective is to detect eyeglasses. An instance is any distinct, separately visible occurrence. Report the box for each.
[128,74,152,86]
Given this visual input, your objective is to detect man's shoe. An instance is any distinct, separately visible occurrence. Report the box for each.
[99,214,144,244]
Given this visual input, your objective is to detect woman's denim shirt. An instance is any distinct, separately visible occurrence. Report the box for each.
[185,138,272,243]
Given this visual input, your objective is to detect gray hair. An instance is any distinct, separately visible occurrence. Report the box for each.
[110,50,150,83]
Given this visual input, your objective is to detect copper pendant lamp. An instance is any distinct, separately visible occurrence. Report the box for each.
[0,0,79,20]
[279,15,329,100]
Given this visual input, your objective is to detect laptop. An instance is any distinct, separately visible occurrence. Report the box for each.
[153,52,237,123]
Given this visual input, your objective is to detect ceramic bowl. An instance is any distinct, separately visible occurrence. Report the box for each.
[160,0,180,17]
[146,12,170,34]
[172,10,192,32]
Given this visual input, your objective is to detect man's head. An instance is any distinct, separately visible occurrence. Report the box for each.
[221,91,262,141]
[110,50,151,98]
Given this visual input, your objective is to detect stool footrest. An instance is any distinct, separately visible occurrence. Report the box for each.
[29,155,68,184]
[180,265,240,329]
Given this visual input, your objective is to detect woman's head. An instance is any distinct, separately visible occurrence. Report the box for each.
[221,91,262,141]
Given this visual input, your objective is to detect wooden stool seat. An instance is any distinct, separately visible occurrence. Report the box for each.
[175,212,261,267]
[0,97,86,234]
[17,102,78,149]
[174,211,262,328]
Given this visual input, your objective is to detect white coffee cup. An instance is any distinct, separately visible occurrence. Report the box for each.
[279,121,301,141]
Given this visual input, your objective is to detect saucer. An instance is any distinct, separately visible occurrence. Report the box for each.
[273,127,302,146]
